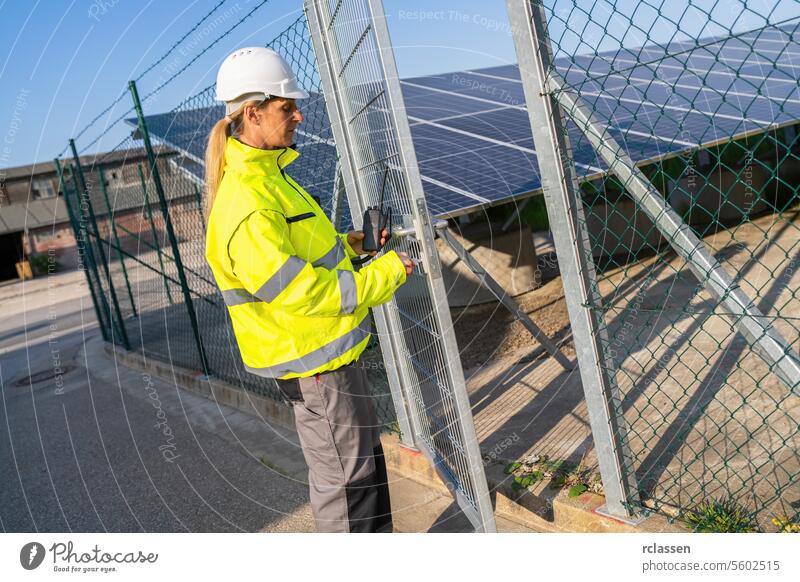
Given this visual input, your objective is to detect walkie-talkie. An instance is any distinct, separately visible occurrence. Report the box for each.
[361,165,392,253]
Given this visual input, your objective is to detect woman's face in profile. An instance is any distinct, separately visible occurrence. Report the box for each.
[257,97,304,149]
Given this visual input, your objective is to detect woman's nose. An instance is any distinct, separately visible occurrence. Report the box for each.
[293,110,304,123]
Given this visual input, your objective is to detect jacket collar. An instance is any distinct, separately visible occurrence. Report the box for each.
[223,136,299,177]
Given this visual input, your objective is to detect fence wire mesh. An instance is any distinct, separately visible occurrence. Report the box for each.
[525,0,799,530]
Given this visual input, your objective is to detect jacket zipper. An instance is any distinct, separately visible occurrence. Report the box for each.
[278,148,316,212]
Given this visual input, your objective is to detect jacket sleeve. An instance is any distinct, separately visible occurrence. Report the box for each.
[339,232,360,259]
[228,209,407,317]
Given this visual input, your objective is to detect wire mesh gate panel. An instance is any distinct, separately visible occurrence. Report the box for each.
[305,0,497,531]
[508,0,799,529]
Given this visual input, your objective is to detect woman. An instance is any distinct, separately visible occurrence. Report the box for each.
[204,47,414,533]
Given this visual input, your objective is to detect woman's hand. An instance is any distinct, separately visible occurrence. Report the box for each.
[347,229,390,256]
[396,251,415,276]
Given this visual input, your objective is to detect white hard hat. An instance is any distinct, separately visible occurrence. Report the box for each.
[215,47,309,113]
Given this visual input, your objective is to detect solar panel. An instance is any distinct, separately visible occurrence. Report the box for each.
[129,21,799,219]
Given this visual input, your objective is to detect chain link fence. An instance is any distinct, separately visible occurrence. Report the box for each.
[510,0,799,530]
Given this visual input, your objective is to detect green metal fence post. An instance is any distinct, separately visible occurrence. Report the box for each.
[54,158,110,343]
[129,80,210,375]
[137,163,174,304]
[97,164,137,319]
[193,183,206,231]
[68,165,116,343]
[69,139,131,351]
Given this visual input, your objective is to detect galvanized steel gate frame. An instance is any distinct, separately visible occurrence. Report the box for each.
[305,0,497,532]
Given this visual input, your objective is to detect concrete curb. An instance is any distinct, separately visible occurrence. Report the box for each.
[106,344,684,533]
[103,344,297,431]
[381,432,685,533]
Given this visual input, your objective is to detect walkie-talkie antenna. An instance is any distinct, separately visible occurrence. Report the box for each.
[378,163,389,208]
[355,163,393,259]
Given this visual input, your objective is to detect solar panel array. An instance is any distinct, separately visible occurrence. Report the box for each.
[130,21,800,219]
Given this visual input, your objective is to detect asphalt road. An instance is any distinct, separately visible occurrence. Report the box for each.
[0,271,516,534]
[0,272,314,532]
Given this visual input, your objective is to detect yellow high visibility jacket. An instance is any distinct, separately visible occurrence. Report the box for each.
[205,137,407,379]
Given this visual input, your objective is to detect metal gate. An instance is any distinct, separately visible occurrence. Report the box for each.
[305,0,496,532]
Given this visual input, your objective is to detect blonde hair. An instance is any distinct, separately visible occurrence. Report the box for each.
[203,98,268,218]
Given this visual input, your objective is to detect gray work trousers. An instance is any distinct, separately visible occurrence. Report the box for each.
[278,361,393,533]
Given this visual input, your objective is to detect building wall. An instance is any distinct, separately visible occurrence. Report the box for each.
[24,224,79,270]
[1,151,192,279]
[3,172,59,206]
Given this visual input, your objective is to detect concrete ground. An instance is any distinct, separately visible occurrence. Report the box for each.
[0,271,535,533]
[456,210,800,530]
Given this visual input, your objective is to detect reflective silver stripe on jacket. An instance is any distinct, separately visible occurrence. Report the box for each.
[221,256,307,307]
[337,270,357,314]
[221,239,348,308]
[312,239,345,269]
[254,255,307,302]
[244,315,372,378]
[220,288,259,307]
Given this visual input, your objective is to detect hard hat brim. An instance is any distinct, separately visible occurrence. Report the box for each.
[280,87,310,99]
[216,87,310,102]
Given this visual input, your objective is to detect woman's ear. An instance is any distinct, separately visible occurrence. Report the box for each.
[244,104,261,126]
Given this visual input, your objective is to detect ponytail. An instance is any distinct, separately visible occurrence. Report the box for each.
[203,97,270,219]
[204,116,232,219]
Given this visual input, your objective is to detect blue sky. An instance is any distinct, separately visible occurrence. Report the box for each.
[0,0,794,168]
[0,0,517,168]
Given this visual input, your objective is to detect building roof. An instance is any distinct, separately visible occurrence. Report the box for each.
[1,145,174,182]
[0,145,189,235]
[0,197,69,235]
